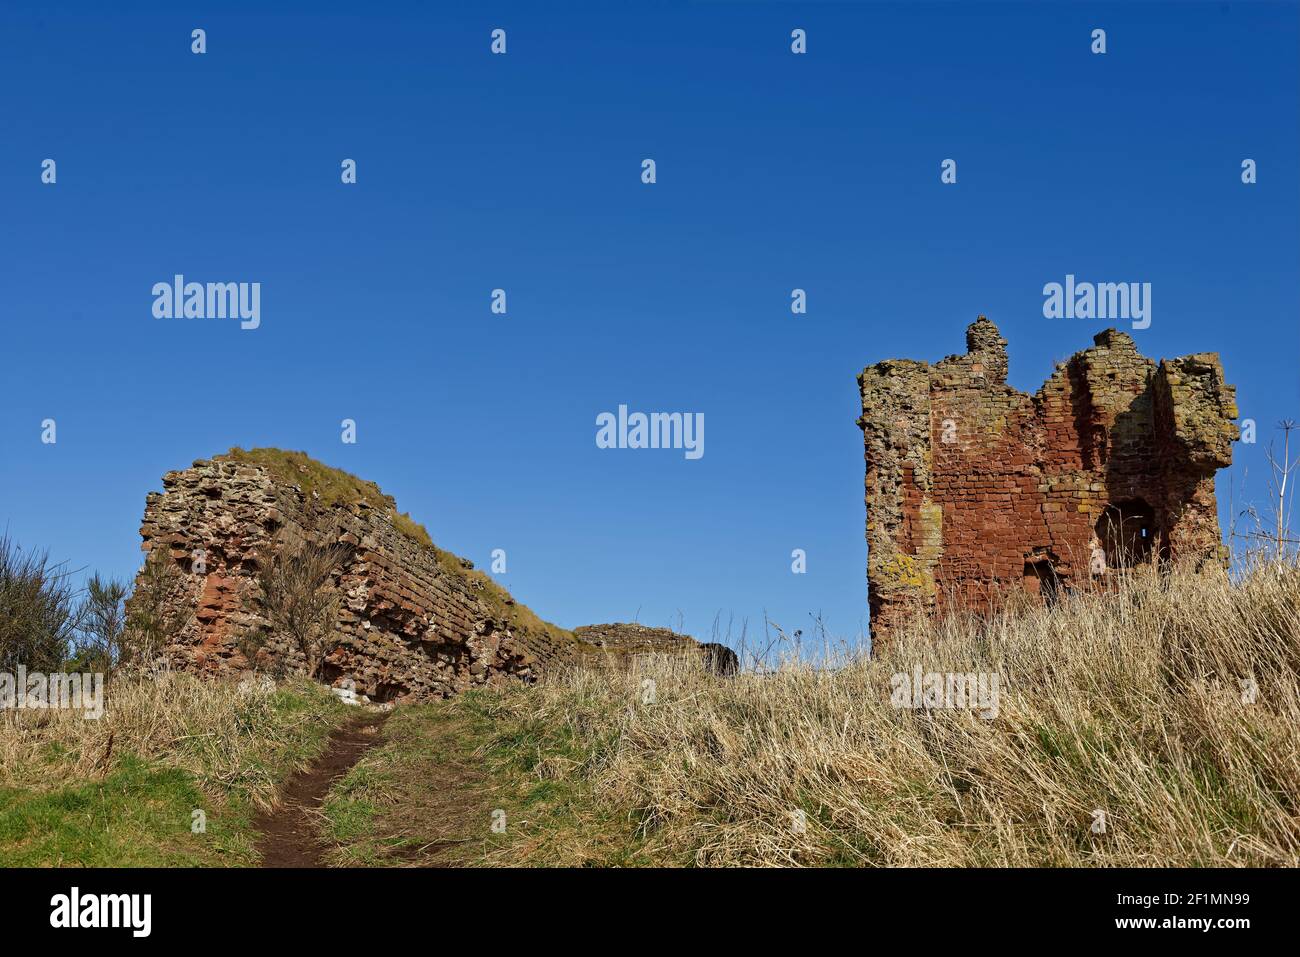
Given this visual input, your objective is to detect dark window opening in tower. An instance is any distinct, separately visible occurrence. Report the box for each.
[1023,557,1061,607]
[1095,499,1157,569]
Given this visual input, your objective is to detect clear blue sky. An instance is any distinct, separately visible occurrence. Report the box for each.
[2,1,1296,651]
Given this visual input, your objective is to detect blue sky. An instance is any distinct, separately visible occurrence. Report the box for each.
[2,1,1296,651]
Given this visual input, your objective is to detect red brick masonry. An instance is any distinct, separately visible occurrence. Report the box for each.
[857,317,1238,646]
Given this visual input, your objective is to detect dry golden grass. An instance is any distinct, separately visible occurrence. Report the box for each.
[9,557,1296,868]
[0,672,343,810]
[477,558,1300,866]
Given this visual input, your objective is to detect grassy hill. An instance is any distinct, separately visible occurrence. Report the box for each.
[316,556,1300,866]
[4,556,1298,867]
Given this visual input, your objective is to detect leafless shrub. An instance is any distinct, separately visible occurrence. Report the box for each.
[1234,420,1300,559]
[121,547,190,671]
[255,535,347,679]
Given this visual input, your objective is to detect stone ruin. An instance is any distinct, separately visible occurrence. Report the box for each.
[126,450,726,701]
[574,623,740,675]
[127,451,576,701]
[857,317,1239,647]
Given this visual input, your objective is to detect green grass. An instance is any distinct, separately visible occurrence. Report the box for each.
[321,701,497,866]
[0,757,250,866]
[321,689,653,867]
[0,677,350,867]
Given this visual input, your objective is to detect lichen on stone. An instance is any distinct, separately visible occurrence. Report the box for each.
[858,317,1238,647]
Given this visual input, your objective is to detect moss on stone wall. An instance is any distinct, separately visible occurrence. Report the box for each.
[221,448,435,549]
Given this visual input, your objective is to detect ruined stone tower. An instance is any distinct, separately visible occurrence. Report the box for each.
[857,317,1238,646]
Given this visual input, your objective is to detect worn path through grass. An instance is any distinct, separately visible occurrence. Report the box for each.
[253,710,390,867]
[321,689,649,867]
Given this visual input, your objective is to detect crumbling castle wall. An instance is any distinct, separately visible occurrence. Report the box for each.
[573,623,738,675]
[127,453,582,701]
[857,317,1238,647]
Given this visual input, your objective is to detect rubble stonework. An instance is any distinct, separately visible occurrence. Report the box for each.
[572,622,738,675]
[127,452,584,701]
[573,622,701,654]
[857,317,1239,646]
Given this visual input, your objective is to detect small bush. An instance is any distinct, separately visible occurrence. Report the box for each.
[0,534,78,673]
[66,575,128,673]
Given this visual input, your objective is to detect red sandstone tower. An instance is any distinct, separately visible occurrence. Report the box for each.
[857,317,1239,646]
